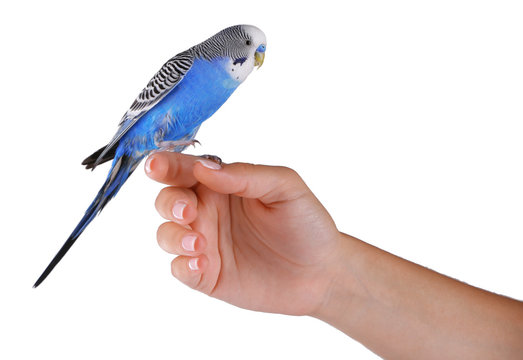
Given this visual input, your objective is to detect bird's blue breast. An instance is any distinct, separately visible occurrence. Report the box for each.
[118,57,240,157]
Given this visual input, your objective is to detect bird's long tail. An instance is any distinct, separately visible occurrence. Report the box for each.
[33,154,143,288]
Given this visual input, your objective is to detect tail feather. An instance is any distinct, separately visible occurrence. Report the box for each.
[33,154,142,288]
[82,142,119,170]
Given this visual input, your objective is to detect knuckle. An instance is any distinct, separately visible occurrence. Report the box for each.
[234,162,256,174]
[280,166,300,179]
[278,166,304,185]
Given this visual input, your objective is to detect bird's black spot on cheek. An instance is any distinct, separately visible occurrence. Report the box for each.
[233,57,247,66]
[232,68,234,71]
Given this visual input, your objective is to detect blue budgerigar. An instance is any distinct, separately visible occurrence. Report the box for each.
[34,25,267,287]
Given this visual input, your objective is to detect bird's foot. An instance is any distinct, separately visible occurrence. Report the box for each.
[199,154,222,165]
[152,139,201,154]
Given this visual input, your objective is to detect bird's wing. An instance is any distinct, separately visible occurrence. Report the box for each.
[93,50,194,167]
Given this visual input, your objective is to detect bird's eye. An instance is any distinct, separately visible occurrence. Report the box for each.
[246,40,252,46]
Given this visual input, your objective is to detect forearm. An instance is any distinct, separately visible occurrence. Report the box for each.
[314,233,523,360]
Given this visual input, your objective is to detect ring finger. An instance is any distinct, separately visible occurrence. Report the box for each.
[157,221,207,256]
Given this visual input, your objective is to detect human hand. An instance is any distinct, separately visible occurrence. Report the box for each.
[145,152,523,359]
[145,152,342,316]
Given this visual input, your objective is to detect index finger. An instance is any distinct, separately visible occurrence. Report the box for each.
[145,152,201,187]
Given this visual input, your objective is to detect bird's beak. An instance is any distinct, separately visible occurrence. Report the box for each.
[254,51,265,69]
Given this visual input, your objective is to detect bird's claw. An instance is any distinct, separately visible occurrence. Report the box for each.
[191,140,201,148]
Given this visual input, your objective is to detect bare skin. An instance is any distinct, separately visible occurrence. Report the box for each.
[145,152,523,359]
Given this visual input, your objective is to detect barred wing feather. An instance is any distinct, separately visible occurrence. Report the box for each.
[93,50,194,167]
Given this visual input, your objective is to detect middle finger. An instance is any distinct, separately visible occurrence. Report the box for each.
[155,186,199,225]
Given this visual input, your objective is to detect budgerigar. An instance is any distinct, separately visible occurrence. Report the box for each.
[34,25,267,287]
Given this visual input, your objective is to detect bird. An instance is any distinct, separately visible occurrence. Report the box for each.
[34,24,267,287]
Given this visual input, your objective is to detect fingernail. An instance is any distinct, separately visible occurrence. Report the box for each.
[172,201,187,220]
[181,235,197,252]
[196,159,222,170]
[188,258,199,271]
[145,156,155,174]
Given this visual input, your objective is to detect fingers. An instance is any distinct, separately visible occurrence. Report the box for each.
[150,155,310,293]
[155,186,198,225]
[157,221,207,255]
[157,221,210,290]
[145,152,201,187]
[157,221,209,289]
[146,152,308,206]
[171,255,208,289]
[194,159,309,205]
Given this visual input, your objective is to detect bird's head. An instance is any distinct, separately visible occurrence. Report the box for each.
[194,25,266,82]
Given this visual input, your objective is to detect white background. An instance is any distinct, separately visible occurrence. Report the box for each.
[1,1,522,359]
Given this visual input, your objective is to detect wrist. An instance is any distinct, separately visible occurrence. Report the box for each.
[310,232,370,325]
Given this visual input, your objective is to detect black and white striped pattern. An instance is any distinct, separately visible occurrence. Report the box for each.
[191,25,251,62]
[124,50,193,120]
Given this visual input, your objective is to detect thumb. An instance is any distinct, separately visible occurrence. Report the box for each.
[193,159,308,205]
